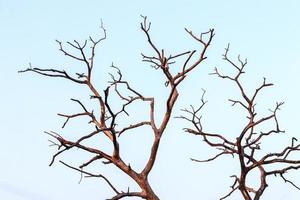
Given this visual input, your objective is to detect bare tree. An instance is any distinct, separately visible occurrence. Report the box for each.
[179,44,300,200]
[19,16,214,200]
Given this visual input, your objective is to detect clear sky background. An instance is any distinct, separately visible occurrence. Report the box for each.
[1,0,300,200]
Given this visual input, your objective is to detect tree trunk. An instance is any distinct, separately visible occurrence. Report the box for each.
[139,178,160,200]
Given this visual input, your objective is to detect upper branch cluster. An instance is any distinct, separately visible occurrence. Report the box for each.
[140,15,214,88]
[20,17,214,200]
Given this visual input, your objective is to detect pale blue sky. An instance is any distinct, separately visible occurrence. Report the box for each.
[1,0,300,199]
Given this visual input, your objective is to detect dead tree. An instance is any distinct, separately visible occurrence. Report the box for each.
[179,44,300,200]
[19,16,214,200]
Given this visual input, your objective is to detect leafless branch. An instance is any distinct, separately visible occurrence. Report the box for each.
[182,45,300,200]
[60,160,120,195]
[20,17,215,200]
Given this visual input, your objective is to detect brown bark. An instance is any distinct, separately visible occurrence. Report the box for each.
[20,16,214,199]
[181,44,300,200]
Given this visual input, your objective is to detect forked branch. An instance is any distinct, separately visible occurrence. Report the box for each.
[181,45,300,200]
[20,17,214,200]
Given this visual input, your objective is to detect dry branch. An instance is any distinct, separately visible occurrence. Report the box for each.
[181,45,300,200]
[20,17,214,200]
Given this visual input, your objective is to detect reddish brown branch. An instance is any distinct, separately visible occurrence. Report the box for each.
[118,121,151,137]
[60,160,121,196]
[182,45,300,200]
[21,17,215,200]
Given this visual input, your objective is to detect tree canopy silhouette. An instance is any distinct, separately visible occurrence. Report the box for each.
[20,17,299,200]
